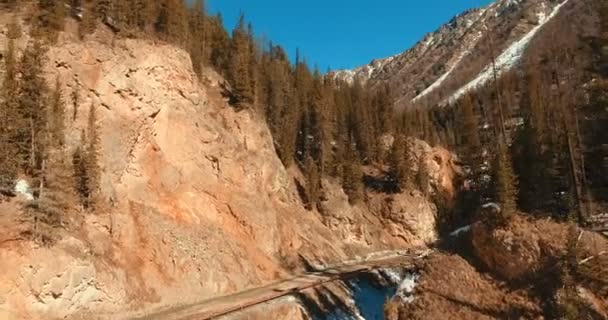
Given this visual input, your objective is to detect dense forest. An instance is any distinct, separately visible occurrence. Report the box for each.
[0,0,606,245]
[0,0,398,224]
[412,0,608,226]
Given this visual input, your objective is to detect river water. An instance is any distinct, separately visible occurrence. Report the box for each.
[304,269,416,320]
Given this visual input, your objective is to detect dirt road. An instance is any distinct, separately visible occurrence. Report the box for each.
[133,249,431,320]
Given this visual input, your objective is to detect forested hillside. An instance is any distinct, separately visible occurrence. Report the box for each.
[409,0,608,226]
[1,0,606,239]
[0,0,606,319]
[0,0,405,225]
[0,2,466,318]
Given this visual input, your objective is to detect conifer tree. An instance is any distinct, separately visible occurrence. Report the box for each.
[342,136,364,204]
[389,134,412,191]
[7,16,21,39]
[27,77,75,244]
[516,68,553,212]
[83,103,102,210]
[264,45,298,166]
[1,0,19,9]
[350,80,374,162]
[72,131,88,206]
[33,150,74,239]
[208,14,230,73]
[79,0,97,38]
[73,106,102,211]
[247,23,259,110]
[69,0,81,19]
[17,41,49,180]
[188,0,206,77]
[94,0,114,20]
[311,70,332,171]
[493,139,518,218]
[0,35,20,191]
[155,0,189,45]
[304,155,321,211]
[228,14,254,108]
[35,0,66,42]
[72,86,80,121]
[49,78,66,146]
[458,93,484,196]
[129,0,154,30]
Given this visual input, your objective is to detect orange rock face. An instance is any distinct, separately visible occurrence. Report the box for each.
[0,15,463,320]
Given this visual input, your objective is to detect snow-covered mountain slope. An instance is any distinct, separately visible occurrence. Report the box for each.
[331,0,573,107]
[446,0,570,104]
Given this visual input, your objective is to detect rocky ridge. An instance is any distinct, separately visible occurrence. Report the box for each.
[332,0,570,107]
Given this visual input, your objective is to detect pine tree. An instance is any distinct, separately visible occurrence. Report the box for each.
[350,80,375,162]
[228,14,254,108]
[155,0,189,45]
[247,23,259,110]
[311,70,333,171]
[17,41,49,183]
[73,105,102,211]
[265,45,298,166]
[31,148,74,244]
[128,0,154,30]
[389,134,412,191]
[0,35,20,191]
[457,92,487,207]
[79,0,97,38]
[208,14,230,73]
[69,0,81,19]
[73,131,88,207]
[72,86,80,121]
[83,103,102,210]
[1,0,20,9]
[342,136,364,204]
[49,78,66,146]
[304,155,320,211]
[188,0,206,77]
[28,77,74,244]
[94,0,114,20]
[7,16,22,40]
[35,0,66,42]
[493,139,518,219]
[516,68,553,212]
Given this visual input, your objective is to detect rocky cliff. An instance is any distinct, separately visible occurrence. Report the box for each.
[0,15,461,320]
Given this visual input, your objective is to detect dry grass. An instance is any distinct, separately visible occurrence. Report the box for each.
[394,253,542,320]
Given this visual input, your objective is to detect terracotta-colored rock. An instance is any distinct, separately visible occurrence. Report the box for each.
[0,16,458,319]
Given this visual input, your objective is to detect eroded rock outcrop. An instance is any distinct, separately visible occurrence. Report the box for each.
[0,17,461,320]
[386,216,608,320]
[385,253,542,320]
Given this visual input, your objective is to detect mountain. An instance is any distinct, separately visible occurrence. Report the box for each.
[332,0,573,107]
[0,0,606,319]
[0,7,461,320]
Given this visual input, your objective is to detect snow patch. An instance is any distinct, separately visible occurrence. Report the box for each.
[381,268,404,284]
[332,55,397,84]
[412,49,469,102]
[537,2,547,22]
[447,0,569,104]
[395,272,419,304]
[15,180,34,201]
[449,225,472,237]
[412,12,486,103]
[482,202,501,212]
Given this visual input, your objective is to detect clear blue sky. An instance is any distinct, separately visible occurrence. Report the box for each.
[206,1,494,71]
